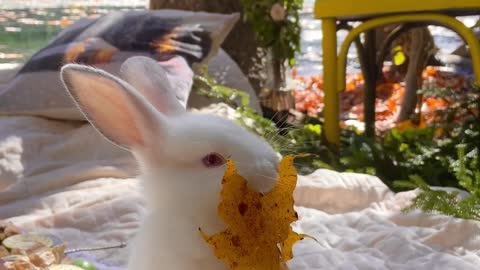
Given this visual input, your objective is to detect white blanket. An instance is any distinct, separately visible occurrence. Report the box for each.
[0,114,479,270]
[0,116,142,268]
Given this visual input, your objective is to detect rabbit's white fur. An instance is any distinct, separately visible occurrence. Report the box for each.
[60,56,280,270]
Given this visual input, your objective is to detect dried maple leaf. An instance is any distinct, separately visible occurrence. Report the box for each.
[200,155,305,270]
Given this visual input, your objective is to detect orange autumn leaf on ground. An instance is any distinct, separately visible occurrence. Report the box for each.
[424,98,448,111]
[200,155,305,270]
[293,66,472,134]
[395,119,427,132]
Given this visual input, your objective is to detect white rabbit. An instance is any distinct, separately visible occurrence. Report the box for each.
[60,56,280,270]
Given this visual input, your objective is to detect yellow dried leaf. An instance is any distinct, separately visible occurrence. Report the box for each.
[200,155,305,270]
[281,227,307,261]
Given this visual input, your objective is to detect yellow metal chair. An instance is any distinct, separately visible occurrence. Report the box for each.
[314,0,480,145]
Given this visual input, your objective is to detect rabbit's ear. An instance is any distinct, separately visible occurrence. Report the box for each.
[120,56,192,116]
[61,64,164,150]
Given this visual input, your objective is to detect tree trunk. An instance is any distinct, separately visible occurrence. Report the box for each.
[397,27,435,122]
[149,0,263,94]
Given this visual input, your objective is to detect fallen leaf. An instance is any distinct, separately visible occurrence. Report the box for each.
[200,155,305,270]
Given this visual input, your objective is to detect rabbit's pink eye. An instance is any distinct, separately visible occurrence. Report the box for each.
[202,152,226,167]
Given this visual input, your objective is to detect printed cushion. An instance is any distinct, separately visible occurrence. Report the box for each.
[0,10,239,120]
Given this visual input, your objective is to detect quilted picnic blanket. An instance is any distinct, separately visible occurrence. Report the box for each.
[0,96,478,270]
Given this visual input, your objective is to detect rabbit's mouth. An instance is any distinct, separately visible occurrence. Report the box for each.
[248,174,279,194]
[237,161,279,194]
[233,152,281,194]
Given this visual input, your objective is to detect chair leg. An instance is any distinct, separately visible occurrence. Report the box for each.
[322,18,340,146]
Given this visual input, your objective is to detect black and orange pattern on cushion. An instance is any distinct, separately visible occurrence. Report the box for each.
[0,10,239,120]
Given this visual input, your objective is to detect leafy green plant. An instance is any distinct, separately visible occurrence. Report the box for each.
[240,0,303,66]
[192,71,336,173]
[339,126,461,189]
[341,85,480,218]
[193,73,480,220]
[395,145,480,221]
[340,85,480,189]
[193,70,278,140]
[193,69,250,108]
[418,84,480,134]
[269,122,339,173]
